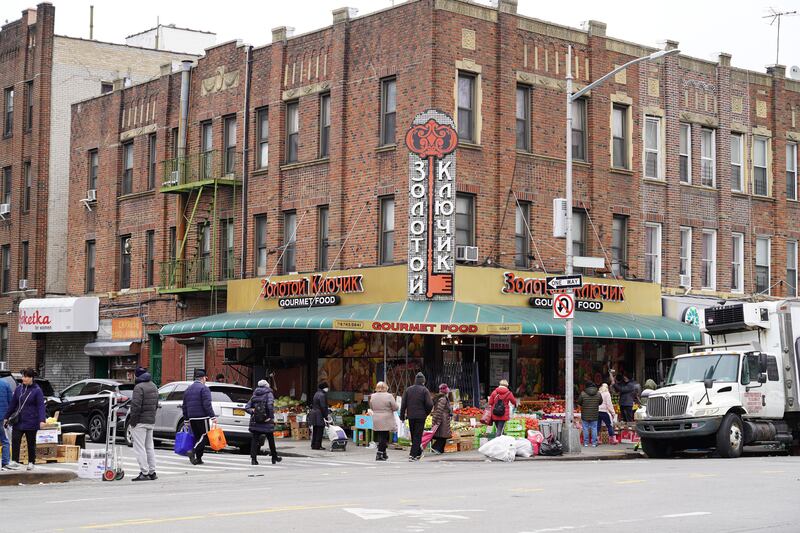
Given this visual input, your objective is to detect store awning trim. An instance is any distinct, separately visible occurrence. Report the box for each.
[160,301,700,343]
[84,341,141,356]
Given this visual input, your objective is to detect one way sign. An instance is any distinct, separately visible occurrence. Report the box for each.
[546,274,583,291]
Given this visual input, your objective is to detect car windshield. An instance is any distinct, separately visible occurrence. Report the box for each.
[209,386,252,404]
[666,354,739,385]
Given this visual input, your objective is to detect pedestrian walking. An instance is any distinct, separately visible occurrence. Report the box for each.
[128,367,159,481]
[0,376,12,471]
[597,382,617,445]
[613,373,637,423]
[368,381,398,461]
[489,379,517,437]
[577,381,602,447]
[245,379,281,465]
[309,382,329,450]
[430,384,452,455]
[182,369,216,465]
[400,372,433,461]
[3,368,45,470]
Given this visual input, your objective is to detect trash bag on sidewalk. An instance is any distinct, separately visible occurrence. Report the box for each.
[478,435,516,462]
[514,438,533,458]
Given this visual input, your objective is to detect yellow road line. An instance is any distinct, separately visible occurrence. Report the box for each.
[614,479,645,485]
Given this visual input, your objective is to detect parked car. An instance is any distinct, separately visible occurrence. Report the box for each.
[0,370,56,397]
[126,381,253,452]
[46,379,134,443]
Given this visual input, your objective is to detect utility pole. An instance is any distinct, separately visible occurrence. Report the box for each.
[763,8,797,65]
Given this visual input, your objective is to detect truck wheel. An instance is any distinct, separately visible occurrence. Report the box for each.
[640,438,671,458]
[716,413,744,458]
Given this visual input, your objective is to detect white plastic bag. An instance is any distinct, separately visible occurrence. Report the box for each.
[478,435,516,462]
[514,437,533,458]
[327,424,347,441]
[394,413,408,439]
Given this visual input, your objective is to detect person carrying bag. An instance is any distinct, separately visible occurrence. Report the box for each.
[182,369,216,465]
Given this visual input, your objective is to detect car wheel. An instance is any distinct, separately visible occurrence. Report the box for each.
[88,414,106,443]
[125,423,133,447]
[640,438,671,459]
[716,413,744,458]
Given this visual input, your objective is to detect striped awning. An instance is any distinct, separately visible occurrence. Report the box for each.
[160,301,700,343]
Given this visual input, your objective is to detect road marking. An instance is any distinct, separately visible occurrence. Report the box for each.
[761,470,785,474]
[614,479,644,485]
[661,512,711,519]
[343,508,479,521]
[510,488,545,493]
[688,473,717,478]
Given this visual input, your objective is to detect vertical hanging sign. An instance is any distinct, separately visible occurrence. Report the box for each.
[405,110,458,300]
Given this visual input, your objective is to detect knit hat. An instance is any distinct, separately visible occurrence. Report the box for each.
[193,368,207,379]
[439,383,450,394]
[318,382,329,390]
[257,379,268,387]
[135,367,147,378]
[414,372,426,385]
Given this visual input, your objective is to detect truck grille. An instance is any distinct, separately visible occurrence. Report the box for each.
[647,395,689,417]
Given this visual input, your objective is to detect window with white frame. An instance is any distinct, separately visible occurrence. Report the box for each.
[701,229,716,290]
[731,233,744,293]
[679,123,691,183]
[644,223,661,283]
[572,99,586,161]
[679,227,692,287]
[644,116,661,179]
[515,85,530,152]
[611,215,627,277]
[514,202,530,268]
[730,133,743,192]
[755,237,771,294]
[700,128,715,187]
[753,137,769,196]
[457,72,476,143]
[787,240,797,297]
[612,105,629,169]
[787,142,797,201]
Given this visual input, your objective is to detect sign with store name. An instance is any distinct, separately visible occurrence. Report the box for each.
[112,317,143,340]
[332,319,521,335]
[546,274,583,291]
[406,109,458,301]
[502,272,625,302]
[553,293,575,319]
[278,295,341,309]
[18,297,99,333]
[529,297,603,312]
[260,274,363,300]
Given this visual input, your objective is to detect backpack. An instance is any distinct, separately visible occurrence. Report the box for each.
[253,399,268,424]
[492,396,506,417]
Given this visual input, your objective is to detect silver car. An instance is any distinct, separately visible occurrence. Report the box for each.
[125,381,254,453]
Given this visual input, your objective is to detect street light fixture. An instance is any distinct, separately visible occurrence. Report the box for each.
[561,45,680,453]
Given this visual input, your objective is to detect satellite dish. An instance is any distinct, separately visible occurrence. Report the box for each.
[790,65,800,80]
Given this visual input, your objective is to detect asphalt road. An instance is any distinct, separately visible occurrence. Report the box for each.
[2,447,798,533]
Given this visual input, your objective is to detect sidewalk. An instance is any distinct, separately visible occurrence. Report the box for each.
[0,470,77,486]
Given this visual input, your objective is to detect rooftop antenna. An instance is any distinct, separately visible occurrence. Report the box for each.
[89,5,94,40]
[763,8,797,65]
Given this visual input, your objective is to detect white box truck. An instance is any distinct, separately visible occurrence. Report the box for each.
[636,300,800,458]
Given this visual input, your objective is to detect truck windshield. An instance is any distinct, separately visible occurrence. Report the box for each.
[666,354,739,385]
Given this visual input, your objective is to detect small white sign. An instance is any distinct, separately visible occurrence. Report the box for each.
[553,293,575,319]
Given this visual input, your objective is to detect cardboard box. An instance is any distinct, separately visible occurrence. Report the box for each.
[292,427,310,441]
[36,429,60,444]
[57,444,81,463]
[458,439,473,452]
[62,432,86,448]
[77,458,105,480]
[444,439,459,453]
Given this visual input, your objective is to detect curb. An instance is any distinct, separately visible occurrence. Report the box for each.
[0,471,78,486]
[436,451,644,463]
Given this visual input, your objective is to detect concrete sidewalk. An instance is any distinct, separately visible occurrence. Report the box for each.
[0,470,77,486]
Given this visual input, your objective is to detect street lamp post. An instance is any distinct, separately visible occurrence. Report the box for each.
[561,45,680,453]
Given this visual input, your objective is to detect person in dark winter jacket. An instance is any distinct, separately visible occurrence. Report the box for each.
[400,372,433,461]
[613,373,638,423]
[245,380,281,465]
[129,369,159,481]
[182,370,216,465]
[489,380,518,437]
[3,368,45,470]
[0,377,11,470]
[577,381,602,447]
[308,382,329,450]
[430,384,452,454]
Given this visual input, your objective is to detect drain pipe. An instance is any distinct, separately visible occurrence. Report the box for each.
[176,60,193,269]
[240,45,253,280]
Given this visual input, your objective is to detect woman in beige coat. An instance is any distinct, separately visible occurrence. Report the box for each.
[369,382,399,461]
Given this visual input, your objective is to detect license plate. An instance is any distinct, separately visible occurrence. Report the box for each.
[233,408,246,417]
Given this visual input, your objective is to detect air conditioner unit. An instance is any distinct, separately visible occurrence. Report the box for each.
[0,361,7,371]
[0,204,10,216]
[18,279,28,290]
[163,170,179,186]
[86,189,97,202]
[553,198,568,238]
[679,274,691,288]
[456,245,479,262]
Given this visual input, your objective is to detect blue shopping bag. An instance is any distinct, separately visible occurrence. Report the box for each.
[174,425,195,456]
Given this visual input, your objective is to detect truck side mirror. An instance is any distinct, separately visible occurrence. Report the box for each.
[758,373,767,384]
[703,378,713,389]
[759,353,768,374]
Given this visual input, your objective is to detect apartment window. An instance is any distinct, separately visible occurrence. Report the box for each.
[380,77,396,146]
[572,211,587,271]
[256,108,269,169]
[84,240,94,292]
[223,116,237,176]
[644,116,661,179]
[0,245,9,293]
[254,215,267,277]
[679,123,691,183]
[515,85,530,151]
[612,105,628,169]
[119,236,131,289]
[755,237,770,294]
[514,202,530,267]
[571,98,586,161]
[456,194,475,247]
[731,233,744,293]
[319,94,331,158]
[4,88,13,137]
[25,81,33,131]
[611,215,628,277]
[457,72,476,142]
[88,150,98,191]
[200,121,213,179]
[221,218,234,280]
[147,134,157,190]
[0,325,7,363]
[318,206,330,270]
[283,211,297,273]
[731,133,743,192]
[644,223,661,283]
[145,230,155,286]
[701,230,717,290]
[170,127,179,174]
[199,224,211,282]
[700,128,716,187]
[679,227,692,287]
[2,167,11,206]
[168,227,176,262]
[122,142,133,195]
[379,197,395,265]
[20,240,28,282]
[100,82,113,94]
[22,162,31,212]
[286,101,299,163]
[787,143,798,201]
[788,241,798,297]
[753,137,769,196]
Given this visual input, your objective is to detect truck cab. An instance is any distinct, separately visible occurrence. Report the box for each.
[636,301,800,458]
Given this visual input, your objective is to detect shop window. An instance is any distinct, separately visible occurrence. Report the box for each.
[4,87,13,137]
[85,240,96,293]
[730,133,743,192]
[380,77,396,146]
[23,162,31,212]
[283,211,297,273]
[700,128,716,187]
[223,115,237,176]
[731,233,744,293]
[515,85,530,152]
[515,202,530,268]
[611,215,628,277]
[701,229,716,290]
[755,237,770,294]
[121,141,133,195]
[456,194,475,247]
[572,98,586,161]
[147,133,157,190]
[679,123,691,183]
[753,137,769,196]
[379,197,395,265]
[643,116,661,179]
[145,230,154,286]
[787,142,798,201]
[319,93,330,158]
[319,205,330,270]
[119,235,131,289]
[457,72,476,142]
[612,104,629,169]
[644,223,661,283]
[679,227,691,287]
[787,240,797,297]
[254,215,267,276]
[200,121,213,179]
[88,150,98,192]
[256,107,269,169]
[286,101,299,163]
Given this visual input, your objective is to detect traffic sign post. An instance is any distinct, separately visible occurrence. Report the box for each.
[553,293,575,319]
[546,274,583,291]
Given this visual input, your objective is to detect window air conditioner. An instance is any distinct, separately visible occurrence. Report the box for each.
[456,245,479,263]
[18,279,28,290]
[164,170,179,186]
[0,204,10,216]
[86,189,97,202]
[679,274,691,288]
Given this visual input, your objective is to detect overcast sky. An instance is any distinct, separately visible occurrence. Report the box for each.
[3,0,799,74]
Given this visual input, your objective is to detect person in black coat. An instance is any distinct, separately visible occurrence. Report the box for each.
[400,372,433,461]
[308,382,329,450]
[245,380,281,465]
[182,369,216,465]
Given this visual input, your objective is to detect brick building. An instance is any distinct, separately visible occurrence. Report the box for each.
[67,0,799,395]
[0,3,196,386]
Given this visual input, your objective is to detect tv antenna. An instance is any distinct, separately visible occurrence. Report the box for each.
[763,8,797,65]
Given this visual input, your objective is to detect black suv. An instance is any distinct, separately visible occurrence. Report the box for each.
[47,379,134,443]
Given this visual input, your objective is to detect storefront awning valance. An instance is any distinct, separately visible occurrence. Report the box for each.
[160,301,700,343]
[84,341,141,356]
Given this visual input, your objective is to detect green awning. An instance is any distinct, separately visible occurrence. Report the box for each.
[160,301,700,343]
